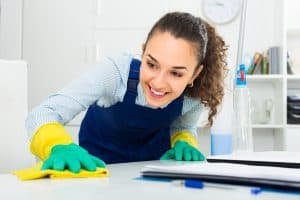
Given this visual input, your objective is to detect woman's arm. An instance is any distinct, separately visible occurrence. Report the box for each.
[26,55,130,137]
[26,53,133,159]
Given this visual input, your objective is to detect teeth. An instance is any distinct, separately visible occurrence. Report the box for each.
[150,87,165,96]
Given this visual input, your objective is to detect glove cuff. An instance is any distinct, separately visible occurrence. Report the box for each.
[171,130,198,148]
[30,122,73,160]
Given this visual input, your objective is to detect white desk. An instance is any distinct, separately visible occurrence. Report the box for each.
[0,160,299,200]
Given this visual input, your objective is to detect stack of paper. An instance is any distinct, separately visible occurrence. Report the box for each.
[141,151,300,190]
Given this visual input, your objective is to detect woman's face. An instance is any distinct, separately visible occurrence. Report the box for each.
[140,31,202,108]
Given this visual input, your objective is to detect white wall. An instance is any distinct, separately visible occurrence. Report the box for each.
[22,0,243,110]
[22,0,95,109]
[0,0,23,59]
[21,0,284,107]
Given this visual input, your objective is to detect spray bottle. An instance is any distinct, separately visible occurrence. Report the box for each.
[232,64,253,153]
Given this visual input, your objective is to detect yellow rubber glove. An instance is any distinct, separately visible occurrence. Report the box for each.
[170,130,199,148]
[30,122,73,160]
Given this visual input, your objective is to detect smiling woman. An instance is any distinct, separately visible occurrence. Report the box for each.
[141,12,227,125]
[140,31,201,108]
[25,12,227,173]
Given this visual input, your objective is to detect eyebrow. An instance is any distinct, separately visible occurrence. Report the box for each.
[147,54,188,71]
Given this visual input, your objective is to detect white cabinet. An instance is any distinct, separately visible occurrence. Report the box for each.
[246,0,300,151]
[0,60,35,173]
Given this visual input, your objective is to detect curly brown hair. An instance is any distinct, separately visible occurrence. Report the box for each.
[145,12,228,126]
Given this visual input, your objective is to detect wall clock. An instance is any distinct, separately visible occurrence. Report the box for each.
[202,0,242,24]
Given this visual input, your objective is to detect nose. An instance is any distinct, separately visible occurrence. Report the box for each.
[152,71,167,89]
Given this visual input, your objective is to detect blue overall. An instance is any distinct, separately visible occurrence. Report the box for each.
[78,59,184,164]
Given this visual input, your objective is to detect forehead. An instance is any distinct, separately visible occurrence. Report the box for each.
[145,31,198,69]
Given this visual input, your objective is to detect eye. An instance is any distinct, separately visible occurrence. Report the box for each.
[146,61,155,68]
[171,71,183,77]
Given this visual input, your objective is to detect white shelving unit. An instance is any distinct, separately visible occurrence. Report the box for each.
[252,124,284,129]
[247,74,283,82]
[247,75,285,151]
[247,0,300,151]
[242,0,286,151]
[285,0,300,151]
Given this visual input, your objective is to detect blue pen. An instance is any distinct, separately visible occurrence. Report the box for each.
[173,179,236,190]
[250,187,262,195]
[184,179,204,189]
[173,179,262,194]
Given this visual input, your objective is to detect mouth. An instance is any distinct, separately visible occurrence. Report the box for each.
[148,85,168,99]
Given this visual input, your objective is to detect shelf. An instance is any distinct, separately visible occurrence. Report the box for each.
[287,75,300,81]
[252,124,283,129]
[287,75,300,89]
[286,124,300,129]
[247,75,283,83]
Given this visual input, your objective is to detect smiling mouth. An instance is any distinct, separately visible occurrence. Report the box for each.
[149,85,168,98]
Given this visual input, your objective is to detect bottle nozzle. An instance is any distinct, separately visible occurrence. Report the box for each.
[236,64,247,86]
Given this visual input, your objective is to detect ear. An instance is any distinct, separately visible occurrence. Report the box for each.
[190,65,203,84]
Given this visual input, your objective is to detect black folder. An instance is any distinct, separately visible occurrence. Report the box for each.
[206,151,300,168]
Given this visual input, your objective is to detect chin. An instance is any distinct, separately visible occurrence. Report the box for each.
[146,97,172,108]
[146,101,163,108]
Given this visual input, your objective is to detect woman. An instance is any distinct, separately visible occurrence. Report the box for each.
[26,12,227,173]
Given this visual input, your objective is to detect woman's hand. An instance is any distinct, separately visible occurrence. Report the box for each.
[41,143,106,173]
[160,140,205,161]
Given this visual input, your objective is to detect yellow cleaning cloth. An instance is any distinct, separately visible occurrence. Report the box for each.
[13,162,109,181]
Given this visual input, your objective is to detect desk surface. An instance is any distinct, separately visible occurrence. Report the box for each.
[0,160,299,200]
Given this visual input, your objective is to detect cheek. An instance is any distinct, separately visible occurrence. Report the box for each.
[139,67,149,83]
[140,66,154,83]
[170,81,188,95]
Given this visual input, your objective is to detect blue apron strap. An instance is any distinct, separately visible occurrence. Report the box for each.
[127,58,141,93]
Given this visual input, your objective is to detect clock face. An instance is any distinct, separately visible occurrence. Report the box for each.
[202,0,242,24]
